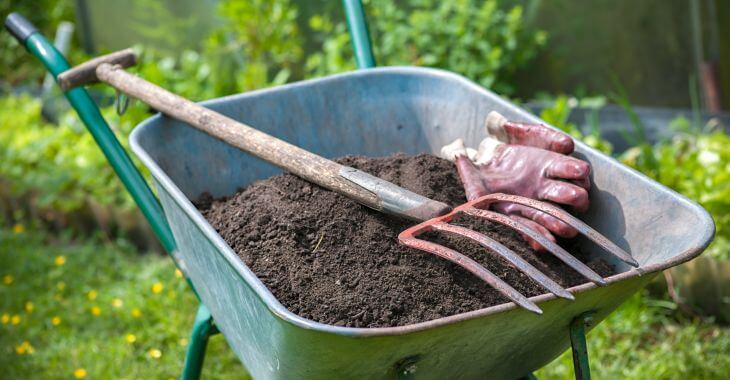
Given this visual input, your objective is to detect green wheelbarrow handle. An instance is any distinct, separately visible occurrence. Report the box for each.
[6,12,215,379]
[342,0,376,69]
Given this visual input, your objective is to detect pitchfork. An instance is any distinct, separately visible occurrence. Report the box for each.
[58,49,638,314]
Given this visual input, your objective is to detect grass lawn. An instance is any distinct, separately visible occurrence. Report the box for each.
[1,226,728,379]
[0,227,246,379]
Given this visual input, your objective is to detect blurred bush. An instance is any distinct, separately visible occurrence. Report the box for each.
[0,94,161,249]
[538,95,613,154]
[621,119,730,261]
[0,95,144,213]
[0,0,74,85]
[133,0,303,101]
[307,0,546,95]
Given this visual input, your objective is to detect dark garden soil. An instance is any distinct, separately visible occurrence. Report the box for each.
[196,154,615,328]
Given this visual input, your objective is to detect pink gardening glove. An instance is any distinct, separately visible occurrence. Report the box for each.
[442,111,591,251]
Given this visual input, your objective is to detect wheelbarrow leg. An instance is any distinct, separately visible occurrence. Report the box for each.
[181,303,219,380]
[518,313,594,380]
[569,312,594,380]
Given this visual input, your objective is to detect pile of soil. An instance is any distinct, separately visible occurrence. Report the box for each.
[197,154,615,328]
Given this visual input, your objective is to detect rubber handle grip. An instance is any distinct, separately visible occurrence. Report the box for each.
[5,13,38,44]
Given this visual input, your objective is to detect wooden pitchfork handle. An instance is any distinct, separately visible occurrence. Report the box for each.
[58,49,451,221]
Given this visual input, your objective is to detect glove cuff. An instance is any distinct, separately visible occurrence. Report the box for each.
[485,111,509,142]
[440,138,477,162]
[474,136,503,165]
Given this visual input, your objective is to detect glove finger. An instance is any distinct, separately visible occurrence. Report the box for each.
[509,215,555,252]
[545,156,591,180]
[493,202,579,238]
[538,180,590,213]
[485,112,574,153]
[504,122,575,154]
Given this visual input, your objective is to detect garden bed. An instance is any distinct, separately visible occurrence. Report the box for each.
[197,153,615,327]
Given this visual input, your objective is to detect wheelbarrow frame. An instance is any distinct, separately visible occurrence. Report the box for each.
[7,12,216,380]
[5,1,712,379]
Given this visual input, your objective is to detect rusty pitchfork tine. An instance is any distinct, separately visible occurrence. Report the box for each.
[431,222,574,300]
[468,194,639,267]
[462,208,608,286]
[399,235,543,314]
[398,192,638,313]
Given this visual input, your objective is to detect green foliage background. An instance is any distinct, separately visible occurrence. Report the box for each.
[307,0,546,95]
[0,0,74,85]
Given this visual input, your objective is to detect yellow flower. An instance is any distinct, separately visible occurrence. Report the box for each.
[73,368,87,379]
[54,255,66,266]
[131,308,141,318]
[12,223,24,234]
[15,340,32,355]
[125,334,136,344]
[90,306,101,316]
[11,314,20,325]
[175,269,183,278]
[148,348,162,359]
[151,282,164,294]
[87,290,97,300]
[51,316,61,326]
[1,313,9,324]
[57,281,66,290]
[179,338,188,346]
[112,298,123,308]
[3,275,13,285]
[25,302,34,313]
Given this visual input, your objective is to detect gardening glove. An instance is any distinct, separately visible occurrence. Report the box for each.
[441,112,591,251]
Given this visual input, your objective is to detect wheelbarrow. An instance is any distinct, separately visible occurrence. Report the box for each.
[5,1,714,378]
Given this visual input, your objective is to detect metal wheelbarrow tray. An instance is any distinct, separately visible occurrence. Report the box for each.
[129,67,714,379]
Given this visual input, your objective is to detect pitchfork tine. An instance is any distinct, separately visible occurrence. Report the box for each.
[431,222,574,300]
[463,208,608,286]
[472,194,639,267]
[399,236,543,314]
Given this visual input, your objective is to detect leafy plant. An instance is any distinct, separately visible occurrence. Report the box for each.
[307,0,546,95]
[129,0,303,102]
[0,94,148,214]
[0,0,74,86]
